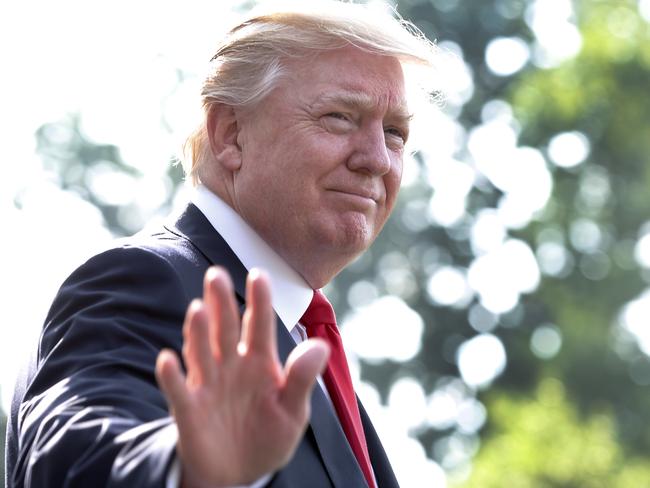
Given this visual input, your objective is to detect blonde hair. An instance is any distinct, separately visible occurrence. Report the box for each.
[183,0,438,185]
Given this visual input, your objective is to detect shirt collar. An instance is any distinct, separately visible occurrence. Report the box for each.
[191,185,314,332]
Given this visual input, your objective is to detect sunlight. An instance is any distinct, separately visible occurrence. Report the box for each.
[548,131,591,168]
[341,295,424,363]
[485,36,530,76]
[526,0,582,67]
[457,334,507,388]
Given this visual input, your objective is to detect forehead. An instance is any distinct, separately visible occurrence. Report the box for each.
[309,88,411,121]
[282,47,408,113]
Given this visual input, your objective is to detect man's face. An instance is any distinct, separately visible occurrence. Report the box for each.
[231,46,409,285]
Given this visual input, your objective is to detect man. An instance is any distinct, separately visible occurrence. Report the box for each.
[6,2,437,486]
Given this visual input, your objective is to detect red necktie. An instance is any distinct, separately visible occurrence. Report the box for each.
[300,290,376,488]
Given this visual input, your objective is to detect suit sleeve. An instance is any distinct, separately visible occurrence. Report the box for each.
[10,245,195,487]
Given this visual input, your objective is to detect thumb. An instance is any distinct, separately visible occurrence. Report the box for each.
[280,339,329,421]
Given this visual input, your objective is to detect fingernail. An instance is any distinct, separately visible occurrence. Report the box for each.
[249,268,268,284]
[190,298,204,312]
[206,266,221,281]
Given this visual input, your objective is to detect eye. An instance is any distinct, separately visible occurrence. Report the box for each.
[321,112,356,134]
[385,126,408,144]
[325,112,350,121]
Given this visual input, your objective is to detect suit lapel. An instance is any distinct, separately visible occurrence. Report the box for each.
[167,203,373,487]
[166,204,249,301]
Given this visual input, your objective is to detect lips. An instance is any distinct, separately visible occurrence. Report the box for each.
[327,187,381,203]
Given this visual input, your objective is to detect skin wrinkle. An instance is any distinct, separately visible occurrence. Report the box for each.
[307,90,413,141]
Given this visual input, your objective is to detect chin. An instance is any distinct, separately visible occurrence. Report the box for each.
[308,210,380,253]
[330,221,376,255]
[300,222,377,288]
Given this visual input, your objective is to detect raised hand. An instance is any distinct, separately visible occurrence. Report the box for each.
[155,267,329,487]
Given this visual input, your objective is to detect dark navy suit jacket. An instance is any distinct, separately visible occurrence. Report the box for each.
[6,204,399,487]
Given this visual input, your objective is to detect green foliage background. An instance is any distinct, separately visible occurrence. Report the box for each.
[4,0,650,485]
[460,380,650,487]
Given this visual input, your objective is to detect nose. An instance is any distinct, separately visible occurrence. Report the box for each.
[346,123,392,176]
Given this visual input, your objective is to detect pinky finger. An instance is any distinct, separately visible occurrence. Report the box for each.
[156,349,191,415]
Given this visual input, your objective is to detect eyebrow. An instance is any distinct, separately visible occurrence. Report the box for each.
[312,90,413,125]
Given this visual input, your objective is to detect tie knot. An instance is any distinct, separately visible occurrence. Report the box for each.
[300,290,336,329]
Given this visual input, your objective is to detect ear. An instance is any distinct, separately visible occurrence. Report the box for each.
[207,103,242,172]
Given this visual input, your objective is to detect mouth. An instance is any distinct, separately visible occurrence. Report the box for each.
[327,188,380,206]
